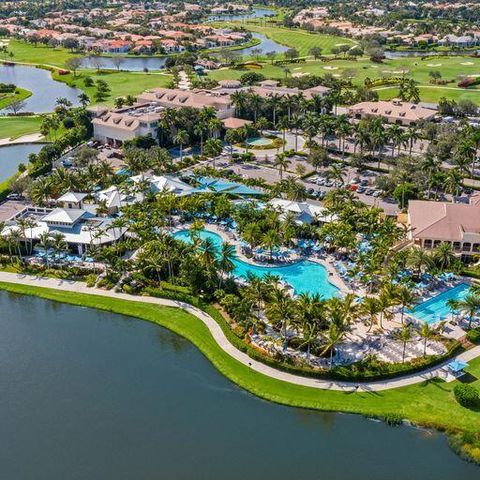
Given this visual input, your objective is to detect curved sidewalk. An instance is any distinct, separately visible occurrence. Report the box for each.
[0,271,478,393]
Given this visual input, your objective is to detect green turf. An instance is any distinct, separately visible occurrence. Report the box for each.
[51,70,173,106]
[0,116,43,140]
[208,54,480,103]
[0,87,32,110]
[0,279,479,445]
[237,25,357,56]
[5,38,79,68]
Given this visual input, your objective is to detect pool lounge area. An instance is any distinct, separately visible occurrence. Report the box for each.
[408,283,471,324]
[173,229,340,297]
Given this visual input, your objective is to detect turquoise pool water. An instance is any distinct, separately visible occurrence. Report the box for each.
[409,283,471,324]
[246,137,272,146]
[173,229,339,298]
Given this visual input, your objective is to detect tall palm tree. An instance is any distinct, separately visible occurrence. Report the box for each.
[361,296,380,332]
[432,242,457,271]
[395,286,416,325]
[419,323,435,356]
[394,325,413,363]
[273,153,290,180]
[456,293,480,329]
[38,232,52,266]
[174,129,189,162]
[262,229,281,261]
[217,242,235,286]
[268,93,283,128]
[265,286,295,350]
[277,116,290,152]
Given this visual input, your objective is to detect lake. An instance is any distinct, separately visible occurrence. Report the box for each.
[207,7,275,22]
[0,65,81,113]
[0,291,478,479]
[236,32,289,57]
[0,143,44,182]
[80,55,167,72]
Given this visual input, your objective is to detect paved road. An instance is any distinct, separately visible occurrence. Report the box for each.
[0,271,476,392]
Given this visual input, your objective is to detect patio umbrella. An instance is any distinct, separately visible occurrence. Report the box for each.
[448,360,469,373]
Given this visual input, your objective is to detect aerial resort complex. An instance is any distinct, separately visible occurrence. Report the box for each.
[2,0,480,477]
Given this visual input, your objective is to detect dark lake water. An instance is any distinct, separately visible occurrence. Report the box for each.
[0,65,81,113]
[0,143,44,181]
[0,291,478,480]
[80,55,167,72]
[236,32,289,57]
[207,7,275,22]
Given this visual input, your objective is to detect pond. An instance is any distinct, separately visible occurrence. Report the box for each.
[0,65,81,113]
[236,32,289,57]
[80,55,167,72]
[0,143,45,182]
[207,7,275,22]
[0,291,478,479]
[385,49,480,59]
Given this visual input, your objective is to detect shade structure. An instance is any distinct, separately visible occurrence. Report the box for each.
[447,360,469,373]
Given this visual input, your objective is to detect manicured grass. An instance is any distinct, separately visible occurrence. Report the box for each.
[51,69,173,106]
[208,54,480,103]
[5,38,79,68]
[238,25,357,56]
[0,279,479,447]
[0,87,32,110]
[0,116,43,140]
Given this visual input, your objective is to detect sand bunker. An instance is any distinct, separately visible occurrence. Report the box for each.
[461,62,474,65]
[426,63,442,67]
[324,66,339,70]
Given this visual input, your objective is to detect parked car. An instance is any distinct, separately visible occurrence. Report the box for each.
[6,193,22,201]
[372,190,382,197]
[365,188,375,195]
[357,186,366,194]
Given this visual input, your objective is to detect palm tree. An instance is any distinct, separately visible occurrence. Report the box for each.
[456,293,480,329]
[407,248,432,277]
[335,115,352,159]
[199,237,217,268]
[38,232,52,266]
[248,92,263,123]
[173,130,189,162]
[444,168,463,201]
[268,93,283,128]
[265,286,295,350]
[419,323,435,356]
[275,115,289,153]
[361,296,380,332]
[51,232,67,258]
[217,242,235,286]
[203,138,223,168]
[394,325,413,363]
[273,153,290,180]
[387,124,403,158]
[262,229,281,261]
[395,286,416,325]
[432,242,457,271]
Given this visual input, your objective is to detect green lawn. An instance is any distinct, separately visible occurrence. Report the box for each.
[4,38,79,68]
[239,25,357,56]
[51,69,173,106]
[0,87,32,110]
[208,54,480,103]
[0,279,479,460]
[0,116,43,140]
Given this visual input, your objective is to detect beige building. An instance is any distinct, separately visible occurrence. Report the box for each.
[89,104,163,146]
[348,100,436,126]
[137,88,235,119]
[407,197,480,255]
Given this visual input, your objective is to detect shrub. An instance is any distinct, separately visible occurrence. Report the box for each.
[466,328,480,345]
[454,384,479,408]
[382,413,403,426]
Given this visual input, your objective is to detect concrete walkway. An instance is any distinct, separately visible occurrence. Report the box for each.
[0,271,478,392]
[0,133,44,146]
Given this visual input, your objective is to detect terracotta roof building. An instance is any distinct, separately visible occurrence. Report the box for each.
[407,198,480,255]
[348,100,436,126]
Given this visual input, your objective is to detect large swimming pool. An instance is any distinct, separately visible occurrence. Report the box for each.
[409,283,471,324]
[173,229,339,297]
